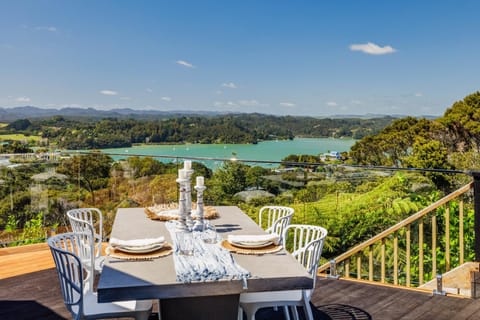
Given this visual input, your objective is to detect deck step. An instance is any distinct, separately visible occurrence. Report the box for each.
[419,262,480,298]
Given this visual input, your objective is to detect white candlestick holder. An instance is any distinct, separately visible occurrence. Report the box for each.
[192,184,207,231]
[175,177,189,231]
[184,169,194,228]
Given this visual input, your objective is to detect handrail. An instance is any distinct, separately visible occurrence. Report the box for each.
[318,181,474,273]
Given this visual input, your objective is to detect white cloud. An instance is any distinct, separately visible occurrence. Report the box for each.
[280,102,296,107]
[349,42,396,55]
[214,101,238,108]
[161,97,172,102]
[145,88,153,93]
[16,96,31,103]
[214,99,268,108]
[99,90,118,96]
[351,100,362,105]
[222,82,237,89]
[35,26,57,32]
[176,60,195,68]
[326,101,337,107]
[120,97,131,100]
[414,92,423,97]
[238,100,268,107]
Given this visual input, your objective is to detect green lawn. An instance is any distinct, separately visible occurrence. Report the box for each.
[0,134,42,142]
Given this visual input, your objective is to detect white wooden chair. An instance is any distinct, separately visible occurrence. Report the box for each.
[48,232,152,320]
[67,208,105,277]
[258,206,294,244]
[239,224,328,320]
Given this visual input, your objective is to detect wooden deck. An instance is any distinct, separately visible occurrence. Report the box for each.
[2,244,480,319]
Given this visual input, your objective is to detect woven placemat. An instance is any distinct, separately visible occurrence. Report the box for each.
[145,205,218,221]
[106,243,173,260]
[220,240,283,255]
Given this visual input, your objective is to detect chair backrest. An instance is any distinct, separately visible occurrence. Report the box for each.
[67,208,103,258]
[48,232,90,320]
[283,224,328,290]
[259,206,294,243]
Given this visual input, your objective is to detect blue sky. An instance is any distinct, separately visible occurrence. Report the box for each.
[0,0,479,116]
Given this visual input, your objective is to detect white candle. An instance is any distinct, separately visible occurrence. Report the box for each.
[178,169,187,179]
[184,160,192,170]
[196,176,204,186]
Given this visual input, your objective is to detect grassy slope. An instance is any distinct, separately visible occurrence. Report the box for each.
[0,134,41,142]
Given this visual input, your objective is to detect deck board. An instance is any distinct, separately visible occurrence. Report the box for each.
[2,244,480,319]
[0,243,54,279]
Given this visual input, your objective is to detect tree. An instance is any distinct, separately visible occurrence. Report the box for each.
[192,161,213,179]
[208,161,248,203]
[246,166,269,190]
[0,141,33,154]
[149,174,177,204]
[7,119,32,131]
[349,117,445,167]
[439,91,480,152]
[127,156,165,178]
[403,138,452,189]
[57,154,113,205]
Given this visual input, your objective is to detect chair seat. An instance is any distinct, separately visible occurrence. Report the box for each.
[49,232,153,320]
[81,291,152,319]
[238,224,327,320]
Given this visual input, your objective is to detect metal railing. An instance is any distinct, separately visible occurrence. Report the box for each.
[3,149,480,283]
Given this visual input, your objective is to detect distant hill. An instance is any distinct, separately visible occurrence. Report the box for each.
[329,113,439,120]
[0,105,445,123]
[0,106,419,122]
[0,108,399,148]
[0,106,228,122]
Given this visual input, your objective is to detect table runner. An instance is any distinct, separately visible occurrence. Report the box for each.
[165,221,250,283]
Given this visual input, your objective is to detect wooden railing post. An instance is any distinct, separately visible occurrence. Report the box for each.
[471,171,480,262]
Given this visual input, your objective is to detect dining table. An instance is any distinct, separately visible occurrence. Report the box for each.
[97,206,313,320]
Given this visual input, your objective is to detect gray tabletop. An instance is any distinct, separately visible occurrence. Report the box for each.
[97,206,313,303]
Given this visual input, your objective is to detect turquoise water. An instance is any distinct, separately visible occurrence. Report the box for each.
[100,138,356,169]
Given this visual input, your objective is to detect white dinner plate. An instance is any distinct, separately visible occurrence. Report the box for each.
[114,243,165,254]
[229,240,273,249]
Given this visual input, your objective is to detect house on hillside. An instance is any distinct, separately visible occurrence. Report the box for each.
[321,151,342,160]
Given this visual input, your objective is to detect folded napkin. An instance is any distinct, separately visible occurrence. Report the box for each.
[227,233,280,246]
[109,236,165,248]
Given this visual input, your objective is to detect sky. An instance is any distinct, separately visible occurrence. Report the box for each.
[0,0,479,117]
